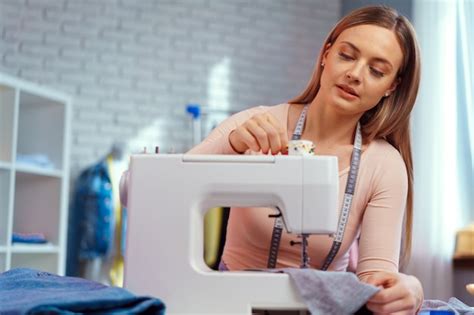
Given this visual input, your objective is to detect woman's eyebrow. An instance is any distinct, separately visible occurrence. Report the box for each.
[340,40,394,70]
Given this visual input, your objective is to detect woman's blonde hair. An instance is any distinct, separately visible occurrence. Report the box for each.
[289,5,421,266]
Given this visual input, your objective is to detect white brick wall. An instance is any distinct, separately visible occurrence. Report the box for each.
[0,0,341,176]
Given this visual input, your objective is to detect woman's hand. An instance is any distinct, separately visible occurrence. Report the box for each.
[364,271,424,315]
[229,112,288,154]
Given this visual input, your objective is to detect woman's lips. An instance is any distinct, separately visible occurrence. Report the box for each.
[336,85,359,100]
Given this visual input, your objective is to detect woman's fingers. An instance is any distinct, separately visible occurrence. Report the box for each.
[229,112,287,154]
[366,273,404,306]
[367,299,417,314]
[246,119,270,153]
[254,114,282,154]
[364,272,421,315]
[367,291,416,314]
[368,283,405,304]
[239,127,261,152]
[266,113,288,153]
[365,271,395,287]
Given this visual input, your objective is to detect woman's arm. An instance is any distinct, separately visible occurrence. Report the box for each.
[356,144,407,278]
[119,106,271,207]
[187,106,271,155]
[356,142,423,313]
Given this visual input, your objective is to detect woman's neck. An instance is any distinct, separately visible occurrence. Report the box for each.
[303,93,362,147]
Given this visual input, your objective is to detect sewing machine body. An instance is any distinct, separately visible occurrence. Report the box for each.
[124,154,339,314]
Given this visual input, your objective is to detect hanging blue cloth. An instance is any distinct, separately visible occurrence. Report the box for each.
[67,157,128,278]
[72,159,114,259]
[0,268,165,314]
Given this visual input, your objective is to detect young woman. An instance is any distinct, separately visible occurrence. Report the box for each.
[188,6,423,314]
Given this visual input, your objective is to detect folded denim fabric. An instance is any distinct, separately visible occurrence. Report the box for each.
[12,232,48,244]
[0,268,165,315]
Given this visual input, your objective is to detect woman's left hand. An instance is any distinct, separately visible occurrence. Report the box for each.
[364,271,424,315]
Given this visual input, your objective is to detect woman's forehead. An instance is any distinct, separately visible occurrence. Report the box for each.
[335,24,404,70]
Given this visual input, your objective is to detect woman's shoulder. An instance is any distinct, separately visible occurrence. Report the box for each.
[365,139,406,171]
[249,103,289,115]
[368,138,402,156]
[362,139,408,193]
[236,103,290,124]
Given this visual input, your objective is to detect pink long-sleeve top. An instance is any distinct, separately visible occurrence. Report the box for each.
[187,103,408,280]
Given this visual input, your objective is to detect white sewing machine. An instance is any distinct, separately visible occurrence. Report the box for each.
[124,154,339,314]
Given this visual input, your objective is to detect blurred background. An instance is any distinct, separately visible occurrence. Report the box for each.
[0,0,472,305]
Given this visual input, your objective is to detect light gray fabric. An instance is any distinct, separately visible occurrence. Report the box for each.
[421,297,474,315]
[282,268,379,315]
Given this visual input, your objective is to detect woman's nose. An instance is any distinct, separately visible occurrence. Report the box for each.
[345,63,363,82]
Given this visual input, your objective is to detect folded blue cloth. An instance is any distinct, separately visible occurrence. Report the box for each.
[12,232,48,244]
[0,268,165,314]
[16,154,55,169]
[421,297,474,314]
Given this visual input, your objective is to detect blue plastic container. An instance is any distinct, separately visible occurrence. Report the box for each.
[419,310,455,315]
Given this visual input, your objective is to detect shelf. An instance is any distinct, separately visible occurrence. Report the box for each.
[0,85,16,163]
[11,243,59,253]
[0,253,5,272]
[0,73,70,275]
[13,172,61,246]
[0,169,11,246]
[11,252,58,273]
[17,91,65,170]
[0,161,12,170]
[453,255,474,269]
[15,164,63,178]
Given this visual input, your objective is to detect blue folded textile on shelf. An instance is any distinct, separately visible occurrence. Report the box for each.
[0,268,166,315]
[16,154,55,169]
[12,232,48,244]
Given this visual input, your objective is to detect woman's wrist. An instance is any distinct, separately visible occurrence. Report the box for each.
[408,275,424,312]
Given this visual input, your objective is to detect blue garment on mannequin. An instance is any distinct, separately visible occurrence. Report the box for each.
[67,158,128,277]
[73,159,115,259]
[73,158,129,259]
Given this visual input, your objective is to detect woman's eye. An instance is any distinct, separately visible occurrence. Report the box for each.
[338,53,354,60]
[370,67,385,77]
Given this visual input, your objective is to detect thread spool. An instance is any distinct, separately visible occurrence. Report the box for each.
[288,140,315,156]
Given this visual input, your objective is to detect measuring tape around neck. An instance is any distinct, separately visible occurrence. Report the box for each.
[267,104,362,270]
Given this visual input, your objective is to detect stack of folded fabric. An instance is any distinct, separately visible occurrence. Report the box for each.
[12,232,48,244]
[0,268,165,314]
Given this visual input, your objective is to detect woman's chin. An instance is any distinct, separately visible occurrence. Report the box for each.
[330,100,361,115]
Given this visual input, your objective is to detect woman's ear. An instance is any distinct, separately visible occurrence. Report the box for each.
[387,76,401,95]
[321,43,332,66]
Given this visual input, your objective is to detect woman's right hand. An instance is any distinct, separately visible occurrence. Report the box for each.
[365,271,423,315]
[229,112,288,154]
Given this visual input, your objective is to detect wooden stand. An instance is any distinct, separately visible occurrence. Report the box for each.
[453,256,474,306]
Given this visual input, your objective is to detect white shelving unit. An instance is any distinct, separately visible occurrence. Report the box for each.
[0,73,71,275]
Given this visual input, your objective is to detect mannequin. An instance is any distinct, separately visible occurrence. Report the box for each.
[77,142,129,286]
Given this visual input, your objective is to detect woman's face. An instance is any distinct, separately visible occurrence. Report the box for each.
[320,24,404,116]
